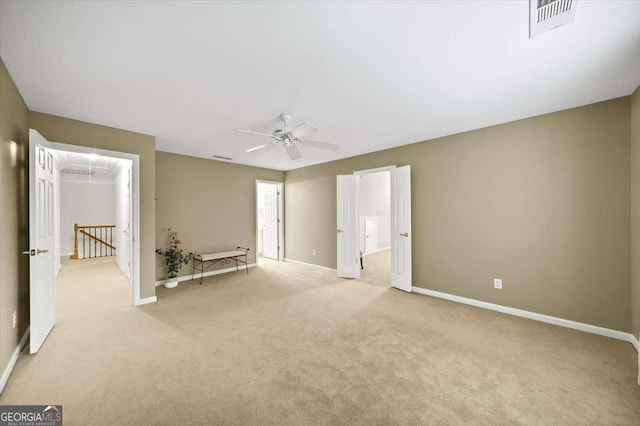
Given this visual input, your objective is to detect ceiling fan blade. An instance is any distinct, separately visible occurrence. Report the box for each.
[234,129,274,138]
[300,139,340,151]
[246,144,270,153]
[285,144,302,160]
[289,122,318,139]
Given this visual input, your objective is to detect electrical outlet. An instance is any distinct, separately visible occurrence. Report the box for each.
[12,311,17,328]
[312,249,317,256]
[494,278,503,290]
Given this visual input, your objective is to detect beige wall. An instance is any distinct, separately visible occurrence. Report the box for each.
[285,97,631,332]
[631,86,640,343]
[28,112,157,299]
[155,151,284,280]
[0,59,30,383]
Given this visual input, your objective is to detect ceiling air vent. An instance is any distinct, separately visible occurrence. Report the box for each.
[212,155,233,161]
[60,168,94,176]
[529,0,577,38]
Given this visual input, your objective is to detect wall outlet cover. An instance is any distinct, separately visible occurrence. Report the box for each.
[494,278,503,289]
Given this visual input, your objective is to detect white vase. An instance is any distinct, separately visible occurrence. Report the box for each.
[164,277,179,289]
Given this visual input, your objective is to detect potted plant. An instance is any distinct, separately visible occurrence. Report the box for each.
[156,228,193,288]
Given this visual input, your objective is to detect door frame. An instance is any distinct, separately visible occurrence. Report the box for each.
[346,165,409,287]
[44,140,142,306]
[255,179,284,262]
[354,165,395,258]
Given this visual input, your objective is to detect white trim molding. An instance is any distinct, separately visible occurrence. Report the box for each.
[0,327,30,394]
[412,287,639,352]
[362,246,390,257]
[284,258,337,272]
[630,334,639,352]
[134,296,157,306]
[353,165,396,175]
[155,263,258,287]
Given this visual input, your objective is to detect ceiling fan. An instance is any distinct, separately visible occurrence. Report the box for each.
[234,113,340,160]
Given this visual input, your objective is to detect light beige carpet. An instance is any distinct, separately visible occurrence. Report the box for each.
[360,249,391,285]
[1,255,639,425]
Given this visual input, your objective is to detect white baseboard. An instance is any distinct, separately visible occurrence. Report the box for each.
[134,296,157,306]
[412,287,638,352]
[630,334,639,352]
[0,327,30,394]
[362,247,390,257]
[155,263,257,287]
[284,258,337,272]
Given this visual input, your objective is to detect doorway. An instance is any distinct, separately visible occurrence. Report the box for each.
[28,129,142,353]
[256,180,284,262]
[53,149,133,279]
[358,170,391,285]
[336,165,412,292]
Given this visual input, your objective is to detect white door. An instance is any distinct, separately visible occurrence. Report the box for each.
[262,185,279,260]
[337,175,360,278]
[365,218,379,253]
[123,166,132,282]
[390,165,412,292]
[29,129,57,353]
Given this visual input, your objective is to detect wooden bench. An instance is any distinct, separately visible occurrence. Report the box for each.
[192,247,250,284]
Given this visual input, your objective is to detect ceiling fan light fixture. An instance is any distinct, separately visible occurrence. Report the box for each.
[279,113,293,124]
[236,113,340,160]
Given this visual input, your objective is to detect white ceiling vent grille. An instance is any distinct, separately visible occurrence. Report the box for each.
[60,168,94,176]
[530,0,577,38]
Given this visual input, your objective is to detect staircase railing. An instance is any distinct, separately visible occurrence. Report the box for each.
[71,224,116,259]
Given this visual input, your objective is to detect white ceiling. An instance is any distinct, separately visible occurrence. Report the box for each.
[1,1,639,171]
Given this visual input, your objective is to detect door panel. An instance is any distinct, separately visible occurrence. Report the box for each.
[337,175,359,278]
[390,166,412,292]
[365,218,379,253]
[262,185,279,260]
[29,129,57,353]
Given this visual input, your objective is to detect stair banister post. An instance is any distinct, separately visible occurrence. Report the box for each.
[71,223,79,260]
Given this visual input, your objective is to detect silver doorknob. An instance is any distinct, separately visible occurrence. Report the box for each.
[36,248,49,255]
[22,251,30,255]
[337,229,344,233]
[400,232,409,238]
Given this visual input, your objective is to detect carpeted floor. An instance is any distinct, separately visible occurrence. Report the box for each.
[1,253,639,425]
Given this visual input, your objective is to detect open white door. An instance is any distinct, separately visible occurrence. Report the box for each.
[337,175,360,278]
[390,165,412,292]
[28,129,57,353]
[262,185,279,260]
[125,165,134,282]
